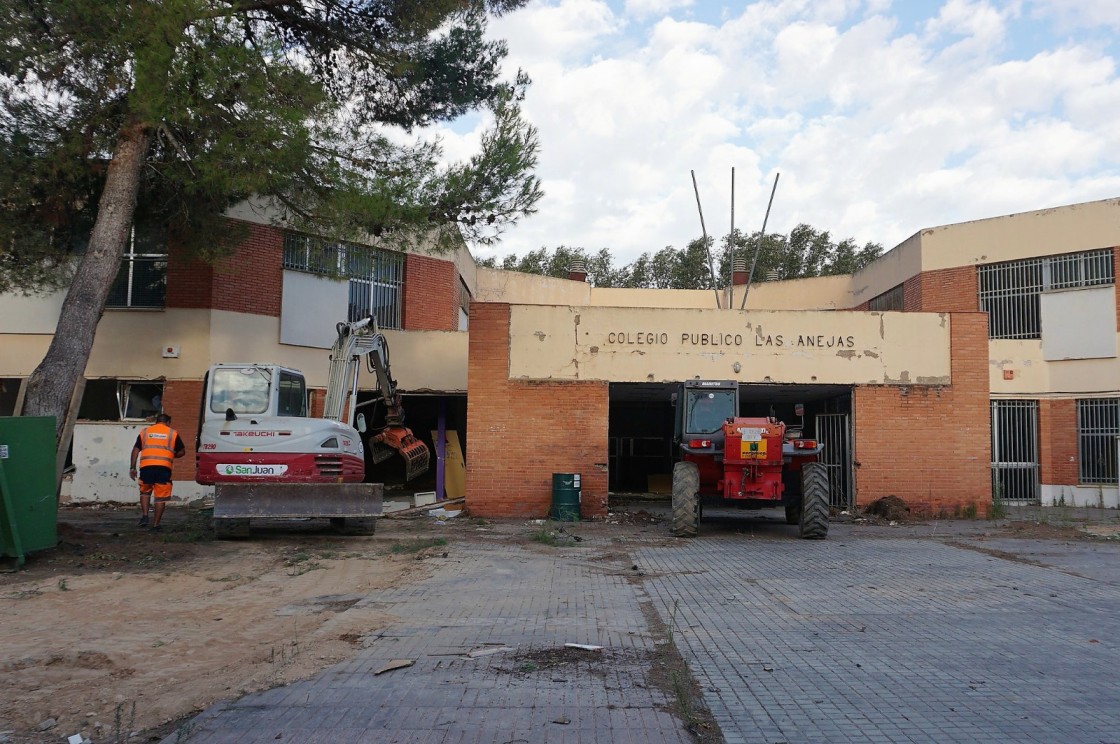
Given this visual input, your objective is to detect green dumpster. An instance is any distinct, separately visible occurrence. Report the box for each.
[0,416,58,568]
[550,473,581,522]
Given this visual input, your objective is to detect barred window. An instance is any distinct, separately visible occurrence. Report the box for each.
[868,284,904,312]
[283,233,404,328]
[979,248,1114,339]
[106,223,167,309]
[1077,399,1119,485]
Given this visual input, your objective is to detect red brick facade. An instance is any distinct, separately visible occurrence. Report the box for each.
[1039,399,1079,488]
[402,253,459,331]
[160,379,203,485]
[466,303,609,519]
[166,219,283,317]
[852,313,991,516]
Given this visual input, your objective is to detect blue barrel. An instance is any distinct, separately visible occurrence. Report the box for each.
[550,473,581,521]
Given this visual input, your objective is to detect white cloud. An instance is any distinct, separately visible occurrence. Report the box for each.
[471,0,1120,263]
[625,0,693,20]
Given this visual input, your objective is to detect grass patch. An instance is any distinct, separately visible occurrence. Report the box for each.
[389,537,448,554]
[529,522,580,547]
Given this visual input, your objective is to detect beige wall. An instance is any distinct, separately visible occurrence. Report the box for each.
[1,308,467,392]
[508,305,951,385]
[988,338,1120,396]
[474,267,592,305]
[849,232,922,306]
[918,197,1120,272]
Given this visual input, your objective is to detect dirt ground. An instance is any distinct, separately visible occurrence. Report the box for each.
[0,504,464,743]
[3,499,1118,744]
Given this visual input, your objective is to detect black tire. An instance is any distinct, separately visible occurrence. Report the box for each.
[798,463,829,540]
[671,461,700,538]
[214,518,251,539]
[331,517,377,536]
[784,503,801,525]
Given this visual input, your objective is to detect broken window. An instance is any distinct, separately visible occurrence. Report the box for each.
[75,380,164,421]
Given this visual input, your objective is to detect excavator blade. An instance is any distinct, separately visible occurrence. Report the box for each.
[370,426,431,482]
[213,482,383,520]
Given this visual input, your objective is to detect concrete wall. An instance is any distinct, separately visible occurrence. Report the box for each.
[506,305,952,386]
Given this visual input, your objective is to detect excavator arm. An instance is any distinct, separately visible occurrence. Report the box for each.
[327,318,430,482]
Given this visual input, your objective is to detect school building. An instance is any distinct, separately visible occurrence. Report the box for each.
[2,197,1118,517]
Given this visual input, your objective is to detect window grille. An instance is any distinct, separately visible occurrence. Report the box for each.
[990,400,1040,502]
[1077,398,1119,484]
[283,233,404,328]
[978,248,1114,339]
[106,225,167,309]
[868,284,904,312]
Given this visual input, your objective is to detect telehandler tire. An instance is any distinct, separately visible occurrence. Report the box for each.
[798,463,829,540]
[671,461,700,538]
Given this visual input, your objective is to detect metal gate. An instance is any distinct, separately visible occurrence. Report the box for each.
[990,399,1040,503]
[815,413,854,510]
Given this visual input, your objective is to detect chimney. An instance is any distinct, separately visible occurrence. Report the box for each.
[732,257,748,286]
[568,258,587,283]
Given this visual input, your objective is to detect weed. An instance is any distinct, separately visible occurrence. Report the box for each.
[667,598,680,643]
[389,538,448,555]
[670,669,694,722]
[961,503,978,519]
[528,523,578,547]
[990,483,1007,520]
[519,662,539,673]
[57,578,68,591]
[112,700,136,744]
[286,560,322,577]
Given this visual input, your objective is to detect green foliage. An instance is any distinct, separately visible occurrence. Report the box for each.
[0,0,542,293]
[479,225,883,289]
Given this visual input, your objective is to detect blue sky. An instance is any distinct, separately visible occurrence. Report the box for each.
[436,0,1120,264]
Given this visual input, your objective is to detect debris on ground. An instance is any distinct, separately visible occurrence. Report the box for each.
[466,646,514,659]
[374,659,415,675]
[863,495,911,521]
[564,643,603,651]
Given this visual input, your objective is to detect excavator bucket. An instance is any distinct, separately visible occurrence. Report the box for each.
[370,426,431,482]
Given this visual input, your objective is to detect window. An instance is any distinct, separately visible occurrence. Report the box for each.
[458,279,471,331]
[106,223,168,309]
[210,367,271,415]
[75,380,163,421]
[277,371,308,417]
[1078,399,1119,485]
[283,232,404,328]
[868,284,904,312]
[979,248,1114,339]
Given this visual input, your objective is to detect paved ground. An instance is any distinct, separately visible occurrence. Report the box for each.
[163,507,1120,744]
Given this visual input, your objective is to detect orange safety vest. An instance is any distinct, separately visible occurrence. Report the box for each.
[138,423,179,470]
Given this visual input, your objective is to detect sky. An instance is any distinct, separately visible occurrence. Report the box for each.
[436,0,1120,265]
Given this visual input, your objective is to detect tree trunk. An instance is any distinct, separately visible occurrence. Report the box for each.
[22,120,152,442]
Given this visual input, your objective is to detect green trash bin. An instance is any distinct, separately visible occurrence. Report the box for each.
[550,473,581,522]
[0,416,59,568]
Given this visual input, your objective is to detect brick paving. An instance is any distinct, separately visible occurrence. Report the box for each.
[638,523,1120,744]
[165,514,1120,744]
[163,538,689,743]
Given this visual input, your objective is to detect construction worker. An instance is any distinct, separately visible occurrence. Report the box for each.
[129,412,186,531]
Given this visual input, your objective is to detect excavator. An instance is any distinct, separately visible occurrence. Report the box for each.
[196,317,430,537]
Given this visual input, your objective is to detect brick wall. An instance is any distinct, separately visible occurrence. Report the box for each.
[208,220,284,317]
[852,313,991,516]
[466,303,610,519]
[160,379,203,484]
[165,248,214,309]
[918,265,978,312]
[1039,399,1079,487]
[403,254,458,331]
[903,275,923,312]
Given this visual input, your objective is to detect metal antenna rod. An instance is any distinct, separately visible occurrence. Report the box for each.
[740,171,780,310]
[728,167,735,310]
[691,170,722,309]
